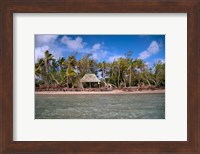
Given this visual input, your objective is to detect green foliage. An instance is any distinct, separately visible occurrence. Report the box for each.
[35,50,165,88]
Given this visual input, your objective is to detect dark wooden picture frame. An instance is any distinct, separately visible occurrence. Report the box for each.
[0,0,200,153]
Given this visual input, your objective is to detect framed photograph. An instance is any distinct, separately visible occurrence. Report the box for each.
[0,0,199,154]
[34,34,165,120]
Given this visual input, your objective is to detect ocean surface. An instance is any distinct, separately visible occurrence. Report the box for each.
[35,93,165,119]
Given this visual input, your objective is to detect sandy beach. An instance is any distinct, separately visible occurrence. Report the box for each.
[35,89,165,95]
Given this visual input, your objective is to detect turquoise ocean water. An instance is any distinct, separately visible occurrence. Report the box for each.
[35,93,165,119]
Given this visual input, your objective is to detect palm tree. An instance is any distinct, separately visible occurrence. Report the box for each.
[66,67,77,88]
[107,61,118,86]
[116,58,128,87]
[77,54,90,77]
[49,59,60,85]
[110,62,115,78]
[88,58,98,74]
[57,57,66,85]
[134,59,145,85]
[124,50,134,87]
[141,68,152,86]
[98,61,107,80]
[35,58,44,79]
[117,59,121,88]
[66,55,77,88]
[57,57,65,70]
[35,50,165,90]
[44,50,54,85]
[127,59,137,87]
[120,58,129,87]
[135,59,145,73]
[154,61,165,87]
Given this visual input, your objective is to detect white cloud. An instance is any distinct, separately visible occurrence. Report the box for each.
[92,43,101,51]
[101,50,107,57]
[138,41,160,59]
[35,35,58,47]
[61,36,85,51]
[161,59,165,63]
[35,45,49,61]
[35,35,62,62]
[91,50,107,61]
[109,55,124,62]
[91,53,98,60]
[88,43,107,61]
[35,45,62,62]
[154,58,165,63]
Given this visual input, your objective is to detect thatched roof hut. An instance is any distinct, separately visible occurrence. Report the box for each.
[80,74,100,83]
[80,74,100,88]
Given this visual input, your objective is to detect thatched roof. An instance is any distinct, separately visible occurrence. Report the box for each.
[80,74,100,83]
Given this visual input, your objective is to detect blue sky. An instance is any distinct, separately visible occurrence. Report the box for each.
[35,35,165,68]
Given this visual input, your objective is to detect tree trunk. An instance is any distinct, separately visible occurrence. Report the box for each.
[138,77,141,85]
[129,65,131,87]
[122,73,126,88]
[118,66,120,88]
[149,78,157,86]
[50,73,60,85]
[45,59,48,74]
[138,67,142,86]
[143,74,151,86]
[66,67,69,88]
[145,79,151,86]
[44,59,49,85]
[111,67,114,78]
[102,69,105,80]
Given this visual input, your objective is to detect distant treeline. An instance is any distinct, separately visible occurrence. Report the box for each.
[35,50,165,88]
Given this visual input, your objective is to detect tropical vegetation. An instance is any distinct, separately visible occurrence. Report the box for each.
[35,50,165,89]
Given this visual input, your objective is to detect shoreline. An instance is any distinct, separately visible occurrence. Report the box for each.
[35,89,165,95]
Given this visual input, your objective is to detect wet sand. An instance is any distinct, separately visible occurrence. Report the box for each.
[35,89,165,95]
